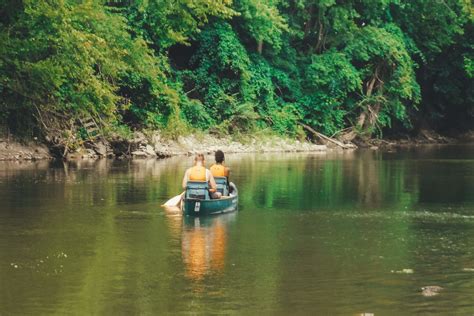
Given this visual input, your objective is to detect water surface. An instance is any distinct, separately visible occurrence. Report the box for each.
[1,145,474,315]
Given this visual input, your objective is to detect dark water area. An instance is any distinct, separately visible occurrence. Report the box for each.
[1,145,474,315]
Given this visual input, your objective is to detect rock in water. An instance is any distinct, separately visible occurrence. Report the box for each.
[131,150,149,158]
[421,285,443,297]
[391,268,413,274]
[145,144,156,156]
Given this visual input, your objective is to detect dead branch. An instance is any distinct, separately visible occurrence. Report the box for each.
[330,127,352,138]
[299,123,357,149]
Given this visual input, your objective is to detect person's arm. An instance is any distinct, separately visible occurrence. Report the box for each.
[182,169,189,189]
[224,167,230,180]
[208,171,217,191]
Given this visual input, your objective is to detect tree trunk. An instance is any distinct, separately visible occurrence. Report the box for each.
[355,76,377,131]
[314,18,324,53]
[304,5,314,37]
[340,69,384,142]
[257,40,263,54]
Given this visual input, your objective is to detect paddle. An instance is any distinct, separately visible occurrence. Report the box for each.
[162,192,184,207]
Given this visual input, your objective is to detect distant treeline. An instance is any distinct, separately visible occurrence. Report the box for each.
[0,0,472,141]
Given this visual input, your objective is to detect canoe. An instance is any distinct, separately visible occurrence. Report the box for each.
[182,182,238,216]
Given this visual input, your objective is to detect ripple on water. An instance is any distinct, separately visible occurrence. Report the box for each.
[329,209,474,223]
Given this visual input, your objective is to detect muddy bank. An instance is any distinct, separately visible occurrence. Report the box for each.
[0,132,328,161]
[0,138,52,161]
[66,132,328,160]
[2,129,472,161]
[354,129,474,150]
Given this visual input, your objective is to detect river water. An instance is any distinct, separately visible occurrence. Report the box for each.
[1,145,474,315]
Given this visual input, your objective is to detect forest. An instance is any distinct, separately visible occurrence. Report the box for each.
[0,0,472,145]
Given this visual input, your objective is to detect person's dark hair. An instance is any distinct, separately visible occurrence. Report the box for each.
[215,150,225,163]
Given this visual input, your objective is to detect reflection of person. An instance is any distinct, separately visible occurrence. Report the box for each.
[182,217,227,281]
[210,150,230,180]
[182,153,222,199]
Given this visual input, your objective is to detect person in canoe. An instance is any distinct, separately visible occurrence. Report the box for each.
[210,150,230,180]
[182,153,222,199]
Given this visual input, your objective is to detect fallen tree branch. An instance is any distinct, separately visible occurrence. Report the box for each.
[330,127,352,138]
[299,123,357,149]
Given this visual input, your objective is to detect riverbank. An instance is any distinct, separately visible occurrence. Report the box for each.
[70,132,328,160]
[354,129,474,150]
[0,132,328,161]
[2,129,472,161]
[0,137,51,161]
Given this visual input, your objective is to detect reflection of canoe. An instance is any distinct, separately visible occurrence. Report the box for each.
[183,211,237,227]
[182,182,238,216]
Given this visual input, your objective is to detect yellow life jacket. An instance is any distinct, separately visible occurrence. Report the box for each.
[189,166,207,181]
[210,164,225,177]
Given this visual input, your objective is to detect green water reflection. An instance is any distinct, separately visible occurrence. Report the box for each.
[1,145,474,314]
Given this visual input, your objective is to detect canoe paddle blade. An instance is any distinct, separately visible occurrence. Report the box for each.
[162,192,184,207]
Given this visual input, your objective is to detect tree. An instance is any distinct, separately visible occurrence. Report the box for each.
[342,25,420,139]
[233,0,288,53]
[0,0,175,137]
[119,0,237,49]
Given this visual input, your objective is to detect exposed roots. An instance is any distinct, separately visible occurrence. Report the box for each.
[33,108,83,157]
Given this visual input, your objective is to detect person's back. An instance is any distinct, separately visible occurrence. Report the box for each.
[210,150,230,179]
[210,164,226,177]
[189,165,207,181]
[183,153,222,199]
[210,150,231,197]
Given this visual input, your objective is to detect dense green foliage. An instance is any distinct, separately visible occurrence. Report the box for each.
[0,0,472,140]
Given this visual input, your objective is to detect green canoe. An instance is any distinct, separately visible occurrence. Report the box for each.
[182,180,238,216]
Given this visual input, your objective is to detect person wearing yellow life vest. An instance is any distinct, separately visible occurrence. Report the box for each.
[182,153,222,199]
[210,150,230,180]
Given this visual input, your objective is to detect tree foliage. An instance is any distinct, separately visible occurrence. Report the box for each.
[0,0,472,139]
[0,0,175,135]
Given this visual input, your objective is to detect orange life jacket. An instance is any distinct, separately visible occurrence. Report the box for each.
[210,164,225,177]
[189,166,207,181]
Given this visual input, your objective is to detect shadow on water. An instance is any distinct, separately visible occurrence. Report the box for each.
[0,145,473,314]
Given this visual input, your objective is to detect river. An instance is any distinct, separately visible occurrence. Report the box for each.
[1,145,474,315]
